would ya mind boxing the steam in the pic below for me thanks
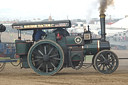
[85,0,114,24]
[99,0,114,14]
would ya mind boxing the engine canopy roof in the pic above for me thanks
[12,20,71,30]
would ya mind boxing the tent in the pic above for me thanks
[111,17,128,28]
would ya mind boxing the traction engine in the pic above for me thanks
[11,14,119,75]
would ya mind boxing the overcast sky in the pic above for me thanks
[0,0,127,20]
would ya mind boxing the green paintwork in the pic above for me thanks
[66,36,83,45]
[84,40,98,55]
[45,33,56,41]
[15,40,32,55]
[21,55,29,68]
[71,52,81,61]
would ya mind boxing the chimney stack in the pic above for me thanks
[100,14,106,41]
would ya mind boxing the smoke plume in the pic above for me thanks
[99,0,114,14]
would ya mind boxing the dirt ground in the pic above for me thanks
[0,50,128,85]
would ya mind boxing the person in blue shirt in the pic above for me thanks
[33,29,46,41]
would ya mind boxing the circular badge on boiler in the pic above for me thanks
[74,36,82,44]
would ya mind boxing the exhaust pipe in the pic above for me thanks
[100,14,106,41]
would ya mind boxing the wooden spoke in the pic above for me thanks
[53,57,61,61]
[50,54,59,58]
[51,62,56,69]
[48,48,54,55]
[100,54,107,61]
[44,46,47,55]
[37,63,43,70]
[46,64,48,73]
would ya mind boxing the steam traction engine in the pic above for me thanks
[12,14,119,75]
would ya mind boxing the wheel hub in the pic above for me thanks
[104,60,109,65]
[43,55,50,62]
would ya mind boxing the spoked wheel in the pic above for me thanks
[10,54,21,67]
[0,62,6,72]
[10,59,21,67]
[94,50,119,74]
[28,40,64,76]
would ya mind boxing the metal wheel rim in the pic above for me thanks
[28,40,64,76]
[94,50,119,74]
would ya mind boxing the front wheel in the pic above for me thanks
[94,50,119,74]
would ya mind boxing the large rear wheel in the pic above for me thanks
[27,40,64,76]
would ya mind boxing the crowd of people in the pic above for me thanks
[111,36,128,42]
[108,30,128,42]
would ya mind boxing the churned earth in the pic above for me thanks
[0,50,128,85]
